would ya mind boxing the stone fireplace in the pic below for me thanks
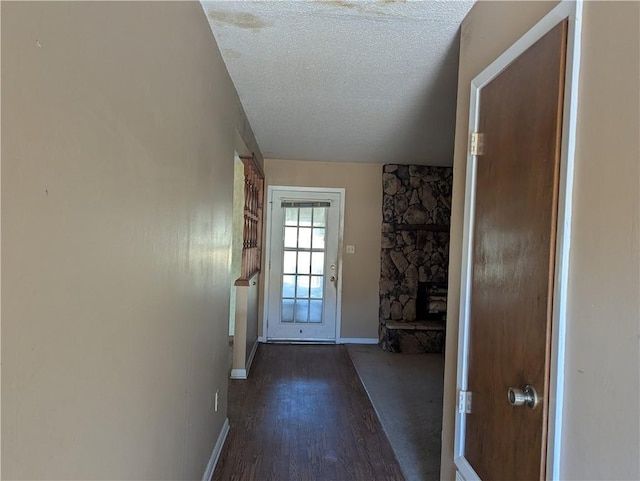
[378,164,452,353]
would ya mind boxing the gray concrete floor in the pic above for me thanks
[347,344,445,481]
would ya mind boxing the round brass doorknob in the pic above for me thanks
[508,385,539,409]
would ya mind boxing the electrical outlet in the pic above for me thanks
[214,389,219,412]
[346,245,355,254]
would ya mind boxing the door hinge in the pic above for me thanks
[469,132,484,156]
[458,390,472,414]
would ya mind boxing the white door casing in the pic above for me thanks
[264,187,344,342]
[454,1,582,480]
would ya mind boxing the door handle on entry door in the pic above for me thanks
[508,385,539,409]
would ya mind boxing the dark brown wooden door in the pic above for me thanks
[465,21,567,481]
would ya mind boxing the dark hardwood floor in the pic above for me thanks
[213,344,405,481]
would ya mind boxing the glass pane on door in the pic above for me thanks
[281,206,326,324]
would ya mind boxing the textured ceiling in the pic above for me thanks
[201,1,474,166]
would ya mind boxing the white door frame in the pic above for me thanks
[262,185,345,343]
[454,1,583,480]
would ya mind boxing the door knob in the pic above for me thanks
[507,385,539,409]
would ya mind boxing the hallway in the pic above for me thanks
[213,344,404,481]
[4,3,638,480]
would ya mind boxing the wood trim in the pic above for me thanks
[235,154,264,284]
[234,271,259,287]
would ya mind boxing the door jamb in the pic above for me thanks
[453,1,583,479]
[262,185,345,343]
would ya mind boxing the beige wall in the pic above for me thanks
[264,159,383,339]
[2,2,262,480]
[442,1,639,479]
[229,156,245,336]
[245,279,260,364]
[231,274,259,375]
[562,3,639,477]
[231,278,259,374]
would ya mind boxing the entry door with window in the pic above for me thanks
[266,188,343,341]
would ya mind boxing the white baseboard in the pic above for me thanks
[258,336,378,345]
[245,339,259,376]
[339,337,379,344]
[229,340,260,380]
[202,417,230,481]
[230,368,247,380]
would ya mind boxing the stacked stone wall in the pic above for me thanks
[378,164,452,351]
